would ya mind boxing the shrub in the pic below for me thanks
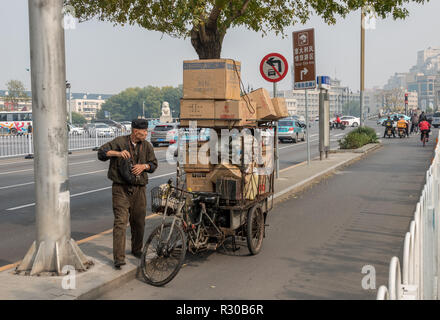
[339,126,378,149]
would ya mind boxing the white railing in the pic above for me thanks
[0,129,132,159]
[377,139,440,300]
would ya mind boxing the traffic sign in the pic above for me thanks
[292,28,316,90]
[260,53,289,83]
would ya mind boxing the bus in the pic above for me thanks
[0,111,33,135]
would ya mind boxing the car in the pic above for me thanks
[377,114,411,126]
[86,123,115,137]
[150,122,179,147]
[68,123,85,135]
[120,121,132,131]
[277,119,305,143]
[340,116,360,127]
[93,119,124,131]
[429,112,440,127]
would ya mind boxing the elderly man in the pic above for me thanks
[98,119,158,269]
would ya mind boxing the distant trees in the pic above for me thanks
[342,101,361,117]
[97,85,182,121]
[72,112,87,125]
[4,80,29,110]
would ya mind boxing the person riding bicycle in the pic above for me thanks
[383,116,395,138]
[419,119,431,142]
[397,116,409,137]
[336,115,341,128]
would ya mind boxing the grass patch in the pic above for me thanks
[339,126,379,149]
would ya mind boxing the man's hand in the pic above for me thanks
[131,164,146,176]
[119,150,131,159]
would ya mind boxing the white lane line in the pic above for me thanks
[0,160,96,175]
[5,171,176,211]
[0,169,108,191]
[279,139,318,150]
[334,133,345,137]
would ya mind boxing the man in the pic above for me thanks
[336,115,341,128]
[383,116,395,138]
[98,119,158,269]
[410,113,419,134]
[419,118,431,142]
[397,116,409,137]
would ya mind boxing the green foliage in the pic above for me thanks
[66,0,429,57]
[4,80,28,108]
[97,85,182,122]
[339,126,378,149]
[72,112,87,125]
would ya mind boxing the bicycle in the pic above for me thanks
[140,179,224,286]
[421,130,429,147]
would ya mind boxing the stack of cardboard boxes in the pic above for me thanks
[180,58,289,194]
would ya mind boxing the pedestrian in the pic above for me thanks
[97,119,158,269]
[410,113,418,134]
[419,111,427,123]
[27,123,32,135]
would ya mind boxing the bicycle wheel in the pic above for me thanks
[246,205,265,255]
[140,222,186,286]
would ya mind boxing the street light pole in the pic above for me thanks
[360,7,366,126]
[66,81,71,124]
[17,0,91,276]
[142,101,145,119]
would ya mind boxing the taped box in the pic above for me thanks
[186,172,214,192]
[214,99,257,127]
[180,99,215,127]
[183,141,213,172]
[245,88,278,120]
[272,97,289,119]
[183,59,241,100]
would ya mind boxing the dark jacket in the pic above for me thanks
[97,135,158,186]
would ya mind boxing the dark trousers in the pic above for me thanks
[383,127,395,138]
[112,183,147,263]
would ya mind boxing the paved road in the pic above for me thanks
[0,122,368,267]
[100,127,438,299]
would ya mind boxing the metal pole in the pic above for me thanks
[68,85,72,124]
[305,89,310,165]
[17,0,91,276]
[274,82,279,179]
[143,101,145,119]
[360,7,365,126]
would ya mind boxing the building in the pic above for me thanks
[70,95,106,121]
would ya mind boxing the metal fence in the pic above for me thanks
[0,129,134,159]
[377,139,440,300]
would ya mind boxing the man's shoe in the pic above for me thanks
[132,251,142,259]
[114,261,126,269]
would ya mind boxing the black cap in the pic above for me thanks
[132,119,148,129]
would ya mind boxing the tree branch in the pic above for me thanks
[207,5,222,29]
[223,0,251,31]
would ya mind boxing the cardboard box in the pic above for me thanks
[272,97,289,119]
[186,172,214,192]
[208,163,241,184]
[183,141,213,172]
[183,59,241,100]
[214,99,257,127]
[180,99,215,127]
[246,88,277,120]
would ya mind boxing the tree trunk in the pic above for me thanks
[190,25,224,59]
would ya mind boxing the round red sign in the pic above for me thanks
[260,53,289,83]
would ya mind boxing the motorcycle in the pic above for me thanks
[398,127,406,138]
[385,126,394,138]
[330,121,346,130]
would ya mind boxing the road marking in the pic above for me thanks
[4,171,176,211]
[0,160,97,175]
[279,139,318,150]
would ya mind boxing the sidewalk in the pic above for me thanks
[0,143,381,300]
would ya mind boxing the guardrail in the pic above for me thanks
[0,129,133,159]
[377,139,440,300]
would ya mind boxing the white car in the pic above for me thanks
[120,121,132,131]
[68,123,85,135]
[340,116,360,127]
[87,123,115,137]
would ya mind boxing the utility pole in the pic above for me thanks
[142,101,145,119]
[17,0,91,276]
[360,7,366,126]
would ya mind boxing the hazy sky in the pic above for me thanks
[1,1,440,94]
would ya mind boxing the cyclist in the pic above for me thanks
[419,118,431,143]
[397,116,409,137]
[383,116,395,138]
[336,115,341,128]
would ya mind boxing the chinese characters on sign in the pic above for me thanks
[292,29,316,90]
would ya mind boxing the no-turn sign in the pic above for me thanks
[260,53,288,83]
